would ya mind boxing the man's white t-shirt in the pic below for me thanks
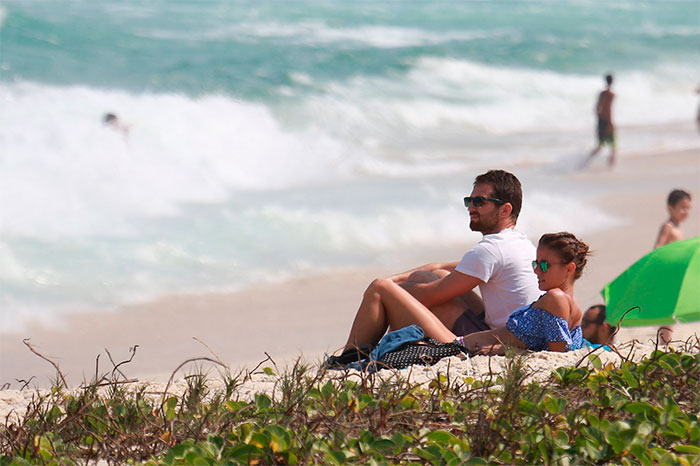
[455,228,540,329]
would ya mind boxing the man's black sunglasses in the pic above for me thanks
[464,196,506,208]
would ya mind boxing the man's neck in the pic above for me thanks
[482,222,516,235]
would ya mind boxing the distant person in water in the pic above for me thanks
[654,189,692,345]
[103,112,130,135]
[584,74,616,167]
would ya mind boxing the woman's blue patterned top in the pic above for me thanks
[506,302,582,351]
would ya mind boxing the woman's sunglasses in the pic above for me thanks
[531,259,566,273]
[463,196,506,208]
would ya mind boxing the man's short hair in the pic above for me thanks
[583,304,607,325]
[605,74,613,86]
[474,170,523,221]
[667,189,691,207]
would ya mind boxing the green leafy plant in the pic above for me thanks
[1,337,699,465]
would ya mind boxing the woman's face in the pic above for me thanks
[533,245,572,291]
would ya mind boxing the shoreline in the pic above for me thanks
[1,147,698,388]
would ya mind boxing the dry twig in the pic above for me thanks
[22,339,67,389]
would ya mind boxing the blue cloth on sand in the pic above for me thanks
[369,324,424,362]
[506,303,582,351]
[343,325,425,372]
[582,338,612,351]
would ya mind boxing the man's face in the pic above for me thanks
[468,183,502,234]
[582,307,604,342]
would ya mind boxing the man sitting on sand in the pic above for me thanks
[342,170,541,354]
[336,231,589,359]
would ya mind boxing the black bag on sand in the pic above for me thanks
[324,344,375,368]
[375,337,466,370]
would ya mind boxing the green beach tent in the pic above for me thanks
[602,236,700,327]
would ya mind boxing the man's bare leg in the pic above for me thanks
[343,278,457,351]
[342,279,390,352]
[582,145,602,168]
[400,270,484,332]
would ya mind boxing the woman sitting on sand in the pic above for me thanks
[339,232,588,356]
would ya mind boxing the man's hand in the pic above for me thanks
[473,343,505,356]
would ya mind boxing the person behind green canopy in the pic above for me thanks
[581,304,616,346]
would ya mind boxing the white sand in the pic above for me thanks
[1,148,698,419]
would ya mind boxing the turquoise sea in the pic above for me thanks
[1,1,698,329]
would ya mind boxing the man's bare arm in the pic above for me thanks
[388,261,459,284]
[402,270,483,309]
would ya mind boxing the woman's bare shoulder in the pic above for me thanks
[535,289,570,319]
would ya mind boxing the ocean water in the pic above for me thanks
[1,0,699,330]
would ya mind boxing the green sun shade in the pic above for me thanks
[602,237,700,327]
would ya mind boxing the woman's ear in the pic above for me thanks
[566,262,576,276]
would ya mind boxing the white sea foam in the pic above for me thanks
[278,23,505,48]
[284,57,698,175]
[3,67,695,239]
[639,23,700,39]
[0,82,347,237]
[314,57,698,134]
[519,191,624,241]
[148,21,510,48]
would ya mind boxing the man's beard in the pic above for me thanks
[470,213,499,234]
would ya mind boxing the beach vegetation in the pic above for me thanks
[1,339,698,465]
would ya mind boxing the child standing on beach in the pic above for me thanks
[654,190,692,248]
[654,189,692,344]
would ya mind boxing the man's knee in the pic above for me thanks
[458,290,484,315]
[405,270,444,284]
[366,277,393,296]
